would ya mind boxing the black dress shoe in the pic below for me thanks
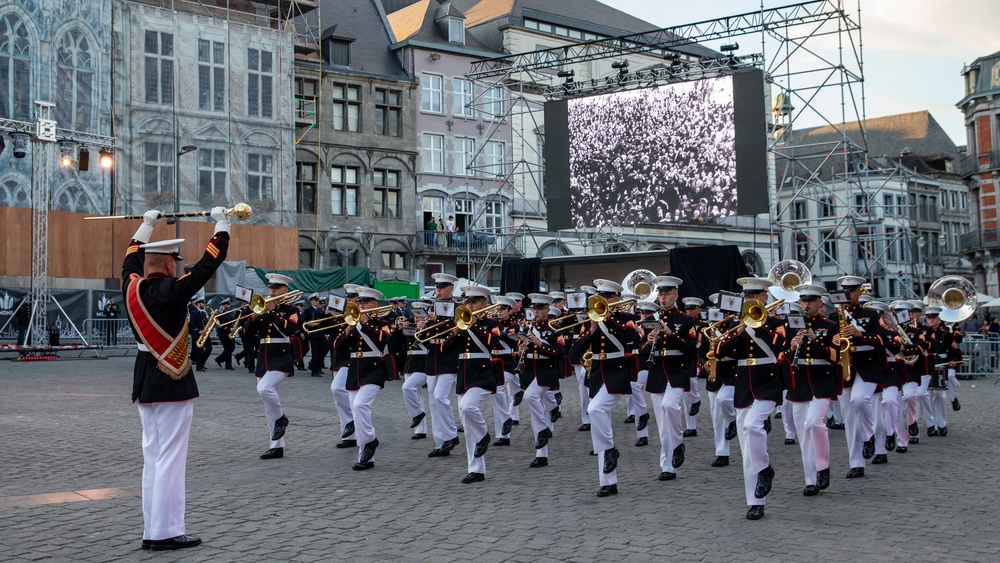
[411,433,427,440]
[910,436,919,444]
[589,450,597,456]
[725,420,738,441]
[597,484,618,497]
[360,438,379,463]
[534,428,552,450]
[784,438,796,445]
[462,472,485,484]
[817,468,830,490]
[493,438,510,446]
[427,448,450,457]
[624,414,635,424]
[259,448,283,460]
[826,417,835,428]
[474,434,491,458]
[502,418,513,436]
[271,415,289,441]
[845,467,865,479]
[908,422,920,437]
[513,391,524,406]
[410,412,426,429]
[550,408,561,423]
[141,539,151,550]
[711,456,730,467]
[235,354,243,366]
[637,413,650,431]
[754,465,774,499]
[529,456,549,468]
[579,423,591,432]
[885,433,897,451]
[603,448,619,474]
[927,426,939,436]
[215,358,224,367]
[635,437,648,447]
[862,435,875,459]
[746,506,765,520]
[872,454,888,465]
[952,397,961,411]
[802,485,819,496]
[149,534,202,551]
[511,420,520,425]
[342,421,355,439]
[554,392,563,406]
[763,416,772,434]
[196,367,207,372]
[672,443,685,468]
[335,440,357,449]
[352,461,375,471]
[689,401,701,416]
[895,446,908,454]
[774,411,782,419]
[829,422,845,430]
[683,429,697,438]
[938,426,948,437]
[296,362,305,370]
[442,436,460,452]
[457,425,464,433]
[658,471,676,481]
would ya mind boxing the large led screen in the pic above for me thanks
[544,69,768,230]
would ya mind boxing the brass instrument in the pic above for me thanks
[717,299,785,340]
[301,313,345,334]
[620,269,657,299]
[85,202,253,221]
[926,275,977,324]
[767,259,811,301]
[455,303,502,330]
[582,350,594,381]
[552,295,637,333]
[701,314,735,382]
[196,306,222,348]
[837,305,852,381]
[878,307,919,365]
[217,290,304,330]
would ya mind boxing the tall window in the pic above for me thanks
[295,78,317,126]
[55,29,94,130]
[144,31,174,105]
[483,200,504,232]
[246,153,274,200]
[484,86,504,119]
[198,40,225,112]
[382,252,406,270]
[373,169,400,219]
[794,233,810,263]
[375,88,401,136]
[143,141,174,194]
[448,18,465,44]
[248,48,273,118]
[821,230,837,264]
[323,38,351,66]
[0,14,30,120]
[421,74,442,113]
[819,195,835,218]
[886,226,898,261]
[332,83,361,132]
[454,137,475,176]
[198,148,227,200]
[453,79,474,117]
[883,194,895,217]
[296,161,317,214]
[791,200,807,221]
[421,134,444,173]
[331,165,359,216]
[484,141,505,177]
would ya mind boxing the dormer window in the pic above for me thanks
[323,38,353,66]
[448,17,465,44]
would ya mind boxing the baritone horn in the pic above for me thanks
[621,269,657,299]
[926,275,977,324]
[767,260,812,301]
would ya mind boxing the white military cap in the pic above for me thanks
[709,293,720,306]
[858,294,873,303]
[357,287,384,301]
[495,296,517,308]
[431,273,459,285]
[621,292,639,301]
[528,293,554,306]
[505,292,525,300]
[140,238,184,260]
[738,277,772,292]
[308,292,320,300]
[890,300,909,310]
[190,295,205,303]
[821,295,832,307]
[420,292,435,303]
[220,298,231,305]
[787,303,803,314]
[795,284,827,299]
[837,275,866,288]
[593,279,624,293]
[548,306,562,317]
[580,285,598,296]
[464,285,492,299]
[343,284,361,296]
[908,300,924,311]
[266,273,293,287]
[655,276,683,290]
[550,291,566,301]
[410,301,429,310]
[637,301,661,313]
[682,297,704,308]
[924,306,942,315]
[864,300,889,313]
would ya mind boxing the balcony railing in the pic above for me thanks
[414,230,524,257]
[955,151,1000,177]
[959,229,1000,251]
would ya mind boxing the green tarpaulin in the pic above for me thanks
[373,280,421,300]
[252,267,371,293]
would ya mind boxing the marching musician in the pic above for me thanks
[681,296,705,438]
[571,286,597,433]
[122,206,230,551]
[424,273,462,457]
[441,285,501,483]
[705,293,738,468]
[620,291,649,446]
[401,297,432,440]
[923,307,961,436]
[246,273,299,460]
[893,300,927,453]
[909,300,931,443]
[387,297,412,381]
[785,285,839,496]
[777,302,801,446]
[864,300,903,466]
[489,296,519,447]
[303,293,328,377]
[505,292,527,417]
[518,293,567,468]
[715,277,785,520]
[189,296,211,372]
[575,279,641,497]
[330,285,361,449]
[332,287,390,471]
[213,298,236,370]
[234,297,258,372]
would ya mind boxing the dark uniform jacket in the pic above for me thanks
[442,319,499,394]
[248,302,300,377]
[643,307,699,393]
[828,304,892,387]
[716,316,786,408]
[898,323,928,384]
[785,315,841,401]
[927,324,960,388]
[518,320,567,390]
[122,232,228,403]
[573,313,640,398]
[424,302,459,376]
[706,317,737,392]
[216,307,238,343]
[403,330,428,375]
[335,319,390,390]
[494,317,521,373]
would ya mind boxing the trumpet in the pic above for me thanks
[85,202,254,221]
[717,299,785,340]
[455,303,502,330]
[552,296,637,333]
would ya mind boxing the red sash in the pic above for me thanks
[125,278,191,380]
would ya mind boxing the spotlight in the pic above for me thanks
[557,69,575,83]
[99,147,114,168]
[721,42,739,52]
[12,132,29,159]
[59,141,78,168]
[611,60,629,70]
[663,52,681,61]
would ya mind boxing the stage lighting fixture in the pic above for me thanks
[721,42,739,52]
[557,69,575,83]
[59,141,78,168]
[611,60,629,70]
[11,132,29,158]
[663,52,681,61]
[99,147,114,168]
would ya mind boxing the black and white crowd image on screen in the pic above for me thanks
[567,76,737,228]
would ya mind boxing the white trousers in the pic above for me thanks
[588,385,622,486]
[874,386,899,455]
[849,376,878,445]
[459,387,492,474]
[138,400,193,541]
[428,373,458,448]
[525,380,554,457]
[257,370,288,448]
[492,372,514,438]
[402,371,428,435]
[791,399,830,486]
[897,382,919,448]
[929,389,949,428]
[828,400,843,424]
[919,375,934,428]
[709,385,736,456]
[631,370,649,439]
[575,364,590,424]
[947,369,960,401]
[737,400,775,506]
[838,390,863,469]
[331,367,354,438]
[349,384,380,462]
[658,386,685,472]
[781,390,797,440]
[506,372,521,422]
[683,377,700,430]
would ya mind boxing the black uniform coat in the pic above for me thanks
[828,304,891,386]
[573,313,641,398]
[494,318,521,373]
[403,332,428,374]
[122,232,228,403]
[335,319,390,390]
[424,305,459,376]
[785,315,840,401]
[926,324,960,388]
[442,319,499,394]
[518,320,567,390]
[900,323,929,384]
[706,318,737,392]
[642,306,698,393]
[248,303,300,377]
[716,317,786,409]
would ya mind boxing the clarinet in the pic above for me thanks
[512,325,530,375]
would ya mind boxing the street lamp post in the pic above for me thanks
[175,145,197,239]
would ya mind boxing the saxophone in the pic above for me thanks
[837,305,852,381]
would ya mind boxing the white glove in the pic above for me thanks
[133,209,163,243]
[211,206,231,234]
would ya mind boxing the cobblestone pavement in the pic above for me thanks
[2,356,1000,562]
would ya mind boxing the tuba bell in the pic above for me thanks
[926,275,977,324]
[621,269,657,300]
[767,260,811,301]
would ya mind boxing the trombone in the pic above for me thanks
[304,303,393,333]
[552,295,637,333]
[414,304,500,342]
[717,299,786,340]
[217,290,304,330]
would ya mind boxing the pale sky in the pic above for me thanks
[601,0,1000,147]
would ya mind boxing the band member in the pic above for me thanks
[387,297,411,381]
[715,277,785,520]
[864,300,902,466]
[571,286,597,432]
[924,307,961,436]
[490,296,519,446]
[575,279,641,497]
[333,287,390,470]
[785,285,839,496]
[909,300,930,443]
[620,292,649,445]
[401,298,431,439]
[705,293,738,468]
[779,302,801,446]
[518,293,567,468]
[331,285,361,448]
[246,273,299,460]
[441,285,501,483]
[893,300,927,453]
[214,298,236,370]
[681,296,704,436]
[234,298,258,372]
[303,293,328,377]
[189,296,211,371]
[424,273,462,457]
[123,206,230,550]
[505,291,527,421]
